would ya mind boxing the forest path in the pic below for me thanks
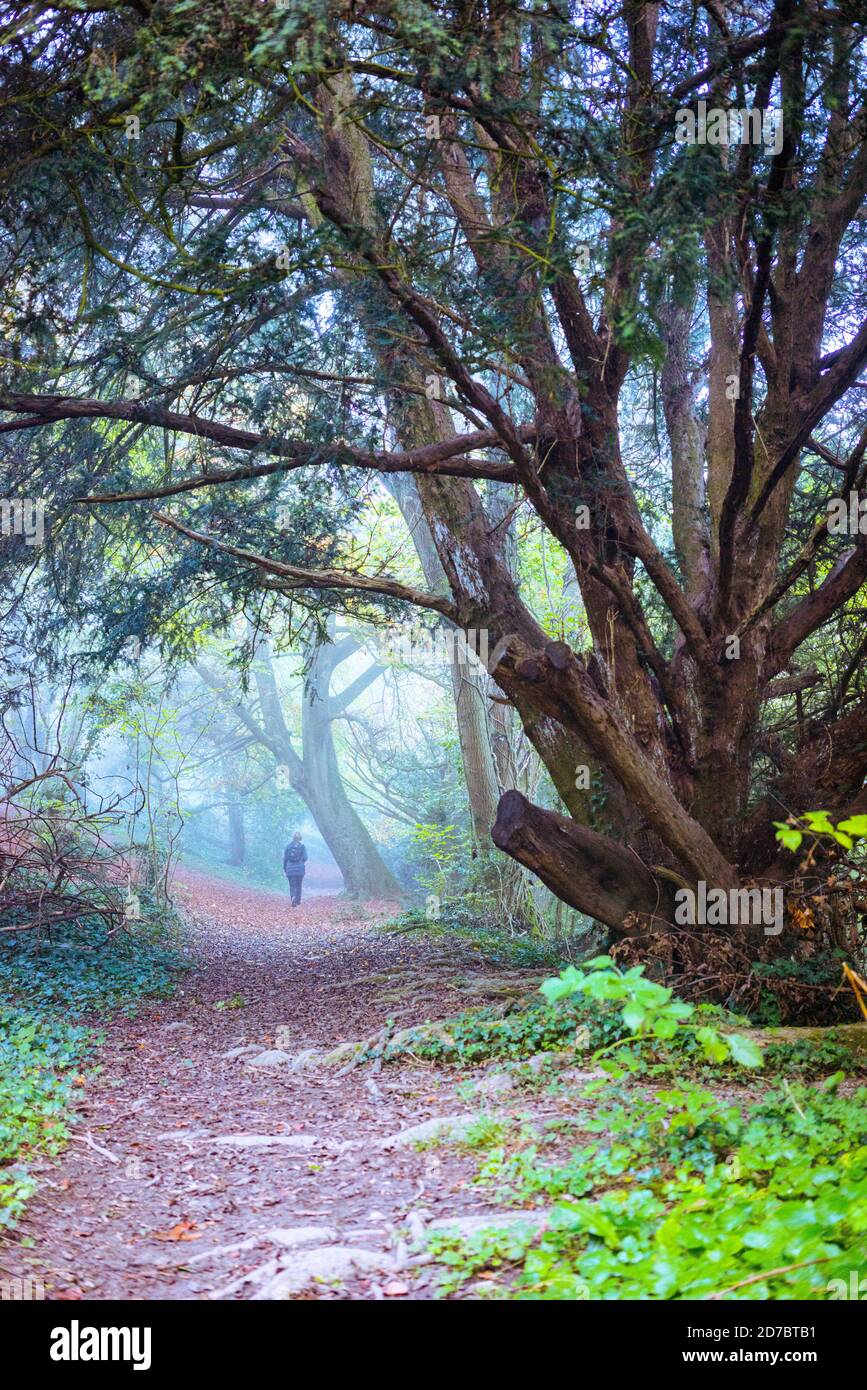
[3,869,553,1300]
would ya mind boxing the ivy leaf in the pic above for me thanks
[622,1003,646,1032]
[837,815,867,837]
[726,1033,764,1069]
[773,822,803,852]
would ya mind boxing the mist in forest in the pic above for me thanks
[3,617,569,930]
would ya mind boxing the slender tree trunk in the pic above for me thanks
[300,639,403,900]
[385,472,501,850]
[220,758,246,867]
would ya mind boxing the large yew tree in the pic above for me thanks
[2,0,866,938]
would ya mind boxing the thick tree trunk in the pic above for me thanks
[33,23,867,968]
[492,790,678,930]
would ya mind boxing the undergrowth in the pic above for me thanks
[0,918,185,1017]
[433,1078,867,1300]
[0,1009,88,1228]
[0,914,189,1229]
[381,904,583,968]
[375,983,865,1080]
[424,958,867,1299]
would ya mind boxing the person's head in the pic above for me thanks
[293,831,302,842]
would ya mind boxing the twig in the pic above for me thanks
[708,1256,833,1300]
[77,1131,121,1164]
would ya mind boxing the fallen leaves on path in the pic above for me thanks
[152,1221,203,1243]
[0,865,561,1301]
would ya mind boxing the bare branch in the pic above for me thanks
[153,512,459,619]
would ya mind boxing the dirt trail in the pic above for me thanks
[1,868,552,1300]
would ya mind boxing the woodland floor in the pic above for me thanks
[0,867,583,1301]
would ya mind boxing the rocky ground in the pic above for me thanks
[0,868,581,1301]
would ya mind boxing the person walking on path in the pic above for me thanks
[283,831,308,906]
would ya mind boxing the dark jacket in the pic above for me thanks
[283,841,308,877]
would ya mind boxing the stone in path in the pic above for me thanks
[213,1133,319,1150]
[244,1049,293,1068]
[427,1210,550,1236]
[252,1246,397,1300]
[378,1114,477,1149]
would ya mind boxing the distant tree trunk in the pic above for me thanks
[385,472,537,926]
[199,638,402,900]
[221,759,246,867]
[299,637,403,900]
[385,472,501,850]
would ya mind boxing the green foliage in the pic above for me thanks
[417,1116,508,1153]
[0,1007,88,1228]
[0,917,188,1228]
[432,1079,867,1299]
[382,904,579,968]
[376,957,771,1074]
[409,822,468,900]
[541,958,764,1070]
[426,962,867,1298]
[476,1085,743,1207]
[377,951,863,1088]
[764,1035,867,1077]
[0,923,186,1017]
[773,810,867,855]
[378,996,628,1066]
